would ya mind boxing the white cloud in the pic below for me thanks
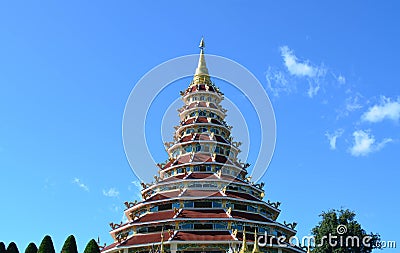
[280,46,319,77]
[265,67,292,97]
[349,130,392,156]
[279,46,327,98]
[337,74,346,85]
[72,178,89,191]
[325,129,344,150]
[361,97,400,123]
[103,187,120,198]
[346,94,363,112]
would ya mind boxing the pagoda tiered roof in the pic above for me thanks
[102,39,304,253]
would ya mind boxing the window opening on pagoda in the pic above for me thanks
[195,144,201,152]
[206,165,212,171]
[214,223,228,230]
[234,203,247,211]
[186,128,195,134]
[211,127,219,134]
[180,223,193,230]
[184,145,193,153]
[212,201,222,208]
[184,201,194,208]
[247,205,257,213]
[199,110,207,116]
[158,203,173,211]
[194,166,200,171]
[198,127,207,133]
[200,96,205,101]
[185,166,191,172]
[194,201,212,208]
[194,223,213,230]
[177,167,183,174]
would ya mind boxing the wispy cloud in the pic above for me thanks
[325,129,344,150]
[336,93,365,119]
[103,187,120,198]
[280,46,327,98]
[280,46,323,78]
[129,180,143,200]
[361,96,400,123]
[348,130,392,156]
[72,178,89,191]
[337,74,346,85]
[265,67,292,97]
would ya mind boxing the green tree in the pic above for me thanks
[37,236,55,253]
[0,242,6,253]
[312,209,380,253]
[6,242,19,253]
[83,240,99,253]
[61,236,78,253]
[24,243,38,253]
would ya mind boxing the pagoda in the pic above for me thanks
[102,39,305,253]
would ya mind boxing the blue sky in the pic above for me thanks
[1,1,399,252]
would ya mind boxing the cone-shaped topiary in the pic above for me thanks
[83,240,99,253]
[0,242,6,253]
[61,236,77,253]
[7,242,19,253]
[38,236,55,253]
[24,243,38,253]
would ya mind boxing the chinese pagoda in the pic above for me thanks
[102,39,305,253]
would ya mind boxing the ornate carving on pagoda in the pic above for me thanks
[232,228,238,237]
[109,221,123,230]
[157,162,165,169]
[115,230,129,243]
[254,182,265,190]
[267,200,281,209]
[226,206,232,216]
[154,175,160,183]
[164,141,174,149]
[232,141,242,148]
[284,221,298,230]
[124,200,137,210]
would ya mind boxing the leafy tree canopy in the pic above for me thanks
[312,208,380,253]
[61,235,78,253]
[24,243,38,253]
[38,236,55,253]
[83,240,99,253]
[6,242,19,253]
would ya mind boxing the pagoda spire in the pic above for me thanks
[252,229,261,253]
[239,228,248,253]
[193,37,211,85]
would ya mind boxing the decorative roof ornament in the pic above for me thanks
[193,37,211,84]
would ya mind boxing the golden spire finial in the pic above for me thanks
[199,37,205,50]
[239,227,248,253]
[194,37,209,77]
[160,228,165,253]
[252,229,261,253]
